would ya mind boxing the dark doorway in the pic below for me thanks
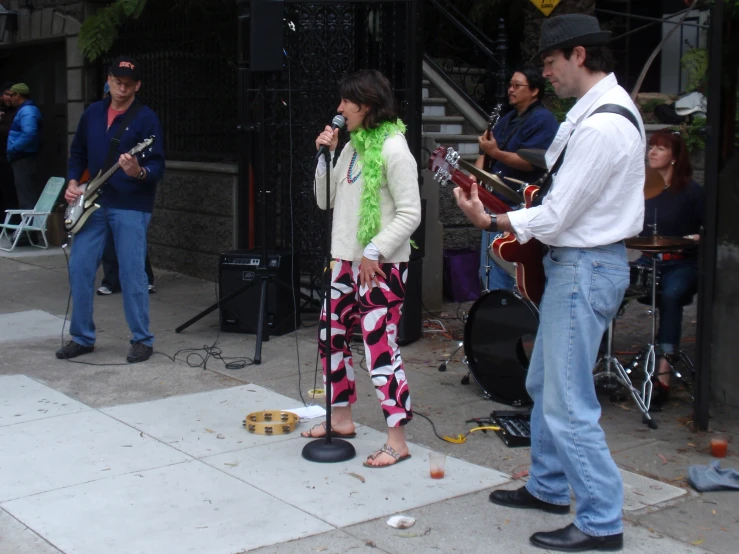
[0,41,68,187]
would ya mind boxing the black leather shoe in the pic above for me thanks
[530,523,623,552]
[127,342,153,363]
[56,341,94,359]
[489,486,570,514]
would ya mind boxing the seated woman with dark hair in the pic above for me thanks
[640,129,703,407]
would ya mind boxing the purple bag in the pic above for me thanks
[443,248,481,302]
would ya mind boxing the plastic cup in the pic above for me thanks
[429,452,446,479]
[710,436,728,458]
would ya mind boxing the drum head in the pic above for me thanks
[464,289,538,406]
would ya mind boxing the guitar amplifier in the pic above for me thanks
[218,250,299,336]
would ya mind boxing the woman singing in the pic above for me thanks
[642,129,703,408]
[301,69,422,468]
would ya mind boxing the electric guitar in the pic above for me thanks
[429,146,545,306]
[64,136,155,234]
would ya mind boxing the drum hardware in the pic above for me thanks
[438,341,465,372]
[593,319,658,429]
[516,148,548,170]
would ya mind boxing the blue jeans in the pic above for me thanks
[479,230,515,291]
[525,243,629,537]
[68,207,153,347]
[635,257,698,355]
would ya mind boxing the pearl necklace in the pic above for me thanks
[347,151,362,183]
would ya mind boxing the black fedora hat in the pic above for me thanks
[534,14,611,59]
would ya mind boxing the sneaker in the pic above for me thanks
[127,342,153,363]
[97,286,114,295]
[148,284,156,294]
[56,341,94,359]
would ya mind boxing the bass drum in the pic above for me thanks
[464,289,538,406]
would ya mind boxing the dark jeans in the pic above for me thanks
[637,256,698,354]
[11,155,40,210]
[101,232,154,291]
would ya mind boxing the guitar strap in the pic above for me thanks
[101,100,144,173]
[531,103,641,207]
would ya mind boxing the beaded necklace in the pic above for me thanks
[346,151,362,183]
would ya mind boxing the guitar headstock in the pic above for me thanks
[428,146,462,187]
[130,136,156,156]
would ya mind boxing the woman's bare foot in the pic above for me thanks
[300,406,355,438]
[364,426,410,467]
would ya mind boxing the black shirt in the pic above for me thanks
[641,180,704,239]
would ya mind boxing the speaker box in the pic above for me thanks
[238,0,284,72]
[218,250,298,336]
[398,257,423,345]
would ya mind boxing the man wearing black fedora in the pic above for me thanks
[455,14,646,552]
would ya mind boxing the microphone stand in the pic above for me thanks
[302,145,356,463]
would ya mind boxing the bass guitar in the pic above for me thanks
[64,136,155,234]
[429,146,545,306]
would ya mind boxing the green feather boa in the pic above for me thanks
[350,118,406,247]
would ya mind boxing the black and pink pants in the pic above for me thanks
[319,259,413,427]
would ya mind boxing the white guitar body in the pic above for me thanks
[63,136,155,235]
[64,180,102,235]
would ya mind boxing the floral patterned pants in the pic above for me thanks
[318,259,413,427]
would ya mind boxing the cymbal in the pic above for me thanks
[458,160,524,204]
[517,148,548,170]
[625,235,698,253]
[644,167,664,200]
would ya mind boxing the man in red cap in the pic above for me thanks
[59,56,165,364]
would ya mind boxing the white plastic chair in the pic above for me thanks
[0,177,65,251]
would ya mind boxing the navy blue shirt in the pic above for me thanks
[68,98,165,213]
[641,181,704,246]
[487,101,559,186]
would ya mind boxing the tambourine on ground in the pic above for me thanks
[243,410,300,435]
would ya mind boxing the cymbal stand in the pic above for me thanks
[593,317,658,429]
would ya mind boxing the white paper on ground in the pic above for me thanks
[284,405,326,421]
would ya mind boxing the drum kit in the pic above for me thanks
[443,150,698,427]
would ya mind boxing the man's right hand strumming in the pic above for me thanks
[315,125,339,152]
[64,180,82,204]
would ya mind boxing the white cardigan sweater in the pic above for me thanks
[314,133,422,263]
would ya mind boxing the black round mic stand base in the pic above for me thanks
[302,437,356,463]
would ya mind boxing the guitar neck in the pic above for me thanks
[99,161,123,184]
[449,170,513,215]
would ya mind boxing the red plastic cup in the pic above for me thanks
[710,437,728,458]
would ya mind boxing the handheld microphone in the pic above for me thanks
[315,115,346,161]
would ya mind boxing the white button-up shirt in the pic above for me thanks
[508,73,645,247]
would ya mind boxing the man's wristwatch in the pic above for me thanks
[486,213,498,232]
[137,168,147,180]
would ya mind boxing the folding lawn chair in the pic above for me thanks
[0,177,66,252]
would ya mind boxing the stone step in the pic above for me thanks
[422,115,465,124]
[423,133,479,143]
[423,97,448,105]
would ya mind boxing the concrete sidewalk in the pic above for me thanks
[1,247,737,553]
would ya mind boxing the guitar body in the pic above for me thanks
[64,172,102,234]
[62,136,156,235]
[491,183,545,305]
[429,146,545,306]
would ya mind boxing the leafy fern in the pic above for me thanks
[79,0,148,61]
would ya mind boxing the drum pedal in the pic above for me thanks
[490,410,532,448]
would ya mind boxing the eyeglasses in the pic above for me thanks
[508,83,529,90]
